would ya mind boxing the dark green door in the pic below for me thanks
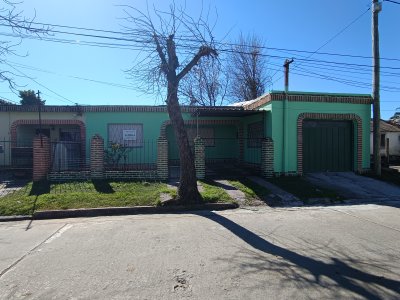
[303,120,353,173]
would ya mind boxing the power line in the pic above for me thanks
[15,20,400,62]
[6,28,400,73]
[271,7,371,83]
[8,61,138,91]
[2,15,400,72]
[384,0,400,5]
[4,62,77,105]
[2,13,400,64]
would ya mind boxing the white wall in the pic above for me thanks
[370,132,400,156]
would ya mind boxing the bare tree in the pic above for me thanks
[228,33,270,102]
[181,56,228,106]
[122,4,217,203]
[389,108,400,127]
[0,1,48,89]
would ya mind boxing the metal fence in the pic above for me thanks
[104,140,157,171]
[50,141,86,172]
[0,139,34,170]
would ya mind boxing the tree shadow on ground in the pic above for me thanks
[196,211,400,299]
[92,180,115,194]
[29,180,50,196]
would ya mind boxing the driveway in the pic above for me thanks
[0,205,399,299]
[0,172,29,198]
[306,172,400,200]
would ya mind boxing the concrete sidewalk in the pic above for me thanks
[307,172,400,200]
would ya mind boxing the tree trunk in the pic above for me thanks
[167,82,202,204]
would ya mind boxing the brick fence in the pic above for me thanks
[194,137,205,179]
[33,134,51,182]
[90,134,104,179]
[261,138,274,178]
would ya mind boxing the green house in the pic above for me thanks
[0,90,372,180]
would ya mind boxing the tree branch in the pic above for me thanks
[177,46,217,82]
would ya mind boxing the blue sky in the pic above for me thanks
[0,0,399,119]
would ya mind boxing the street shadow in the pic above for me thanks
[196,211,400,299]
[26,196,39,231]
[92,180,115,194]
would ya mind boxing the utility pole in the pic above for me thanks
[282,58,294,174]
[284,59,294,93]
[372,0,382,176]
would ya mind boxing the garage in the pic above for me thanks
[303,120,353,173]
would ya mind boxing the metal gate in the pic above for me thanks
[303,120,353,172]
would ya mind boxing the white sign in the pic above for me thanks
[123,129,136,141]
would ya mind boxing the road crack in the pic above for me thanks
[0,223,71,278]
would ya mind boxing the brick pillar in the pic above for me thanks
[33,134,51,182]
[194,137,205,179]
[157,137,168,181]
[261,137,274,178]
[238,126,244,164]
[90,134,104,179]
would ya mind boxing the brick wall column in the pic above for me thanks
[33,134,51,182]
[194,137,205,179]
[90,134,104,179]
[261,137,274,178]
[157,137,168,181]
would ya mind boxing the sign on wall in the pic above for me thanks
[123,129,137,141]
[108,124,143,147]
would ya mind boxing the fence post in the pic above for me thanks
[90,134,104,180]
[194,136,205,180]
[262,137,274,178]
[33,134,51,182]
[157,137,168,181]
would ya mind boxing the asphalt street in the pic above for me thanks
[0,204,399,299]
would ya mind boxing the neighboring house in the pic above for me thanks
[370,120,400,159]
[0,90,372,179]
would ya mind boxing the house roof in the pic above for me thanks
[370,120,400,133]
[0,90,373,114]
[231,90,373,110]
[0,104,254,114]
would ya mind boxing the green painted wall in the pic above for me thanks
[167,124,239,161]
[84,100,370,173]
[85,112,245,164]
[242,113,264,164]
[261,100,371,173]
[85,111,171,164]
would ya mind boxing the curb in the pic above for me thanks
[0,203,239,222]
[0,215,32,222]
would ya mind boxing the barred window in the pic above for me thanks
[247,121,263,148]
[108,124,143,147]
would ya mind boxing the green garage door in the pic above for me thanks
[303,120,353,173]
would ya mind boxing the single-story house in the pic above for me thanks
[0,91,372,180]
[370,119,400,159]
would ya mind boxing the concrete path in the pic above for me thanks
[0,179,29,198]
[247,176,303,206]
[1,205,399,299]
[307,172,400,200]
[213,180,246,205]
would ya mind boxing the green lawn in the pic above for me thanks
[268,176,343,204]
[0,180,234,216]
[199,180,233,204]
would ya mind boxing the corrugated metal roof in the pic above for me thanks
[370,120,400,132]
